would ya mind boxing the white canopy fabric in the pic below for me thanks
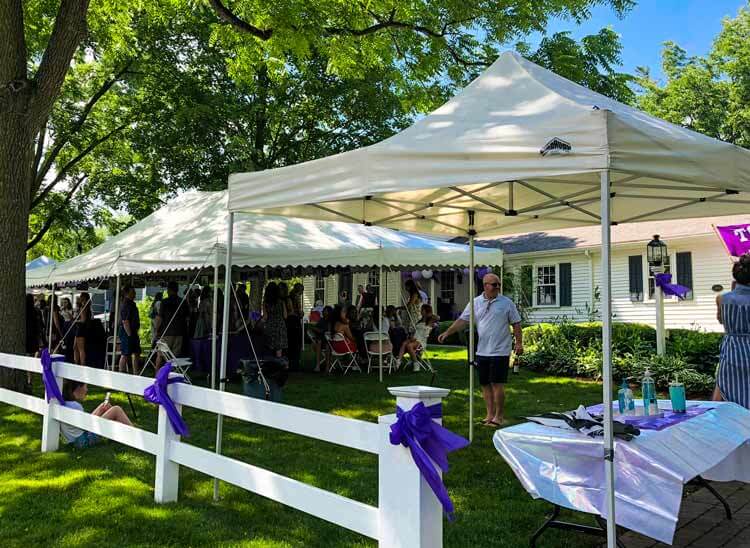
[26,190,500,287]
[227,51,750,236]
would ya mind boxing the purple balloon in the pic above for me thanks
[463,268,469,275]
[411,270,422,280]
[401,271,411,280]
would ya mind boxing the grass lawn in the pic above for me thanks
[0,347,606,547]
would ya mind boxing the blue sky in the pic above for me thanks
[537,0,747,81]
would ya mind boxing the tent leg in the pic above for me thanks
[48,284,55,353]
[211,250,220,390]
[379,263,384,382]
[214,213,234,501]
[112,275,120,371]
[600,170,617,548]
[468,212,476,443]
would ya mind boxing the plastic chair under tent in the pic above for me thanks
[364,331,396,375]
[325,332,361,374]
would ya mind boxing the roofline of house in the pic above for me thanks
[501,231,717,260]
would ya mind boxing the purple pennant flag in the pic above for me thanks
[40,348,65,405]
[389,402,469,520]
[715,224,750,257]
[654,273,691,300]
[143,363,190,437]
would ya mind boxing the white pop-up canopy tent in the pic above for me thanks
[225,51,750,545]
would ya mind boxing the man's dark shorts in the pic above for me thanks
[119,331,141,356]
[475,355,510,385]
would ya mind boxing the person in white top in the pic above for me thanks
[438,273,523,427]
[61,380,134,448]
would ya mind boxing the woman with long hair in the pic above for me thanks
[286,283,304,370]
[263,282,288,358]
[716,254,750,408]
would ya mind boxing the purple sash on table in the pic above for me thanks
[588,403,714,431]
[389,402,469,519]
[40,348,65,405]
[143,363,190,437]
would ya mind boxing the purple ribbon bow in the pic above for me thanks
[40,348,65,405]
[143,363,190,437]
[389,402,469,519]
[654,273,691,300]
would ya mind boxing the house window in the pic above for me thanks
[534,265,558,306]
[367,271,380,291]
[440,271,455,303]
[314,274,326,304]
[647,256,671,300]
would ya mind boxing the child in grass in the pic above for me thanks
[61,380,133,448]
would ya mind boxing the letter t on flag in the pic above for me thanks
[715,224,750,257]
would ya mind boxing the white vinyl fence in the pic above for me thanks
[0,352,449,547]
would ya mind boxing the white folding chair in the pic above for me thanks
[364,331,395,375]
[325,332,360,374]
[412,323,436,375]
[155,339,192,383]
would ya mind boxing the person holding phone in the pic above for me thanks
[61,380,133,448]
[438,272,523,427]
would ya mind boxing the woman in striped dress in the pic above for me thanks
[717,254,750,408]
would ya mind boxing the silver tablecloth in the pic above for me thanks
[493,400,750,544]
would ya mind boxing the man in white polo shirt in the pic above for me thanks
[438,272,523,427]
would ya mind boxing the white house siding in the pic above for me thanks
[590,235,732,332]
[302,276,315,312]
[504,253,594,324]
[504,234,732,332]
[325,274,338,306]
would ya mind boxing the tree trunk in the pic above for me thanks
[0,94,34,390]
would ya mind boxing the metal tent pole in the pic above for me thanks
[214,213,234,501]
[211,248,220,389]
[48,284,55,352]
[112,275,121,371]
[600,170,617,547]
[379,261,384,382]
[468,211,476,443]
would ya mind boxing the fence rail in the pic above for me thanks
[0,352,447,547]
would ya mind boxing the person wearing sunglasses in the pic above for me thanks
[438,272,523,427]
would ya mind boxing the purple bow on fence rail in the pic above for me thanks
[143,363,190,437]
[389,402,469,519]
[654,273,691,300]
[40,348,65,405]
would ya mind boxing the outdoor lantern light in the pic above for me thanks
[647,234,668,270]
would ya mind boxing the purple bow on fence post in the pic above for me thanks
[654,273,691,300]
[40,348,65,405]
[389,402,469,519]
[143,363,190,437]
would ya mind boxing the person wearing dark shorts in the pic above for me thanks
[439,273,523,427]
[118,285,141,374]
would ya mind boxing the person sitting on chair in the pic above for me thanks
[331,305,358,355]
[396,304,439,370]
[61,380,133,448]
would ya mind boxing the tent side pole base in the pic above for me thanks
[214,213,234,501]
[112,275,121,371]
[600,170,617,548]
[211,250,220,390]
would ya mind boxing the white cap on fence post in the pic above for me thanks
[378,385,450,548]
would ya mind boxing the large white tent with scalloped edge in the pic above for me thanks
[224,51,750,546]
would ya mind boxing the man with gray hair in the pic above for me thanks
[438,272,523,427]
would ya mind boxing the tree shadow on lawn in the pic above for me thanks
[0,355,603,547]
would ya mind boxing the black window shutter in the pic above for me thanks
[559,263,572,306]
[676,252,693,299]
[520,265,533,308]
[628,255,643,301]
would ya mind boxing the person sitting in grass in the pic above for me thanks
[61,380,133,448]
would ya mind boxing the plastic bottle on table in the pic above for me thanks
[641,368,656,416]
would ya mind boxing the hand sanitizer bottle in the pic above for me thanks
[641,369,656,416]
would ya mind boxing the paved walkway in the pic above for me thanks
[617,481,750,547]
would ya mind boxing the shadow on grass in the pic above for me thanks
[0,351,602,547]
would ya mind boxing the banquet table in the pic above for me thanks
[493,400,750,545]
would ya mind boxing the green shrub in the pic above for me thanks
[137,298,154,348]
[667,328,721,374]
[625,354,715,395]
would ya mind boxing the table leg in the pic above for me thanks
[689,476,732,520]
[529,505,619,548]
